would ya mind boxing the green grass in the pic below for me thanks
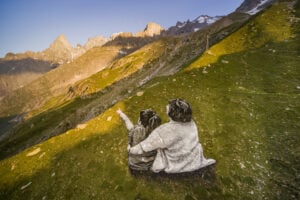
[75,40,168,95]
[0,1,299,199]
[186,2,294,71]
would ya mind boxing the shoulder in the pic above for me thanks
[152,122,173,132]
[150,122,177,139]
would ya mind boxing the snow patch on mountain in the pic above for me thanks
[193,15,222,24]
[246,0,272,15]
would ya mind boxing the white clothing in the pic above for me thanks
[130,120,215,173]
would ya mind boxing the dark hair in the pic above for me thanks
[167,98,192,122]
[139,109,162,134]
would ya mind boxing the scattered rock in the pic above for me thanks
[240,162,246,169]
[11,164,15,171]
[112,100,117,104]
[39,152,46,159]
[26,148,41,157]
[107,116,112,121]
[51,172,56,177]
[207,50,214,55]
[136,91,144,96]
[114,185,120,191]
[119,50,127,55]
[221,59,229,64]
[20,182,32,190]
[173,78,176,82]
[77,124,87,129]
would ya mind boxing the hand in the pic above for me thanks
[116,108,122,115]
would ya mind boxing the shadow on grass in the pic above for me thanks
[0,97,94,160]
[0,115,19,136]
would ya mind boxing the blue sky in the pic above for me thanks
[0,0,244,57]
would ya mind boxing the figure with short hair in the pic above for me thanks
[117,108,161,171]
[129,99,216,173]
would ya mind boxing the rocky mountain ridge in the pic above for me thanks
[0,34,107,98]
[165,15,223,35]
[3,34,107,64]
[0,22,164,98]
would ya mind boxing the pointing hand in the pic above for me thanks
[116,108,122,115]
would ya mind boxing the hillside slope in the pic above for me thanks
[0,58,54,98]
[0,0,299,199]
[0,10,250,158]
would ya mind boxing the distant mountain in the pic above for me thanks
[165,15,222,35]
[164,0,275,36]
[136,22,164,37]
[3,34,107,64]
[0,21,166,99]
[0,34,107,98]
[110,22,164,39]
[84,36,107,50]
[42,34,74,64]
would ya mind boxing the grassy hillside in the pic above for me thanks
[0,46,123,117]
[0,1,299,199]
[0,39,173,159]
[0,9,250,159]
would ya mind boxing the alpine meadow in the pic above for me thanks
[0,0,299,199]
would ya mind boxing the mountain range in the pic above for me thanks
[0,0,299,199]
[0,0,276,153]
[2,0,275,99]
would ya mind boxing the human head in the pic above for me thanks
[167,98,192,122]
[139,109,162,133]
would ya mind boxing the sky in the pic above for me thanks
[0,0,244,57]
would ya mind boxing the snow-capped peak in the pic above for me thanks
[193,15,222,24]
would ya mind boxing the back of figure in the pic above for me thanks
[128,125,157,171]
[117,109,161,171]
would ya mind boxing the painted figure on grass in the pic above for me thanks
[129,98,216,173]
[117,109,161,171]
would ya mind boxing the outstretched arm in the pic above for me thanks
[116,109,134,131]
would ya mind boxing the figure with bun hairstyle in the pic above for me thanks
[117,108,161,171]
[129,99,216,173]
